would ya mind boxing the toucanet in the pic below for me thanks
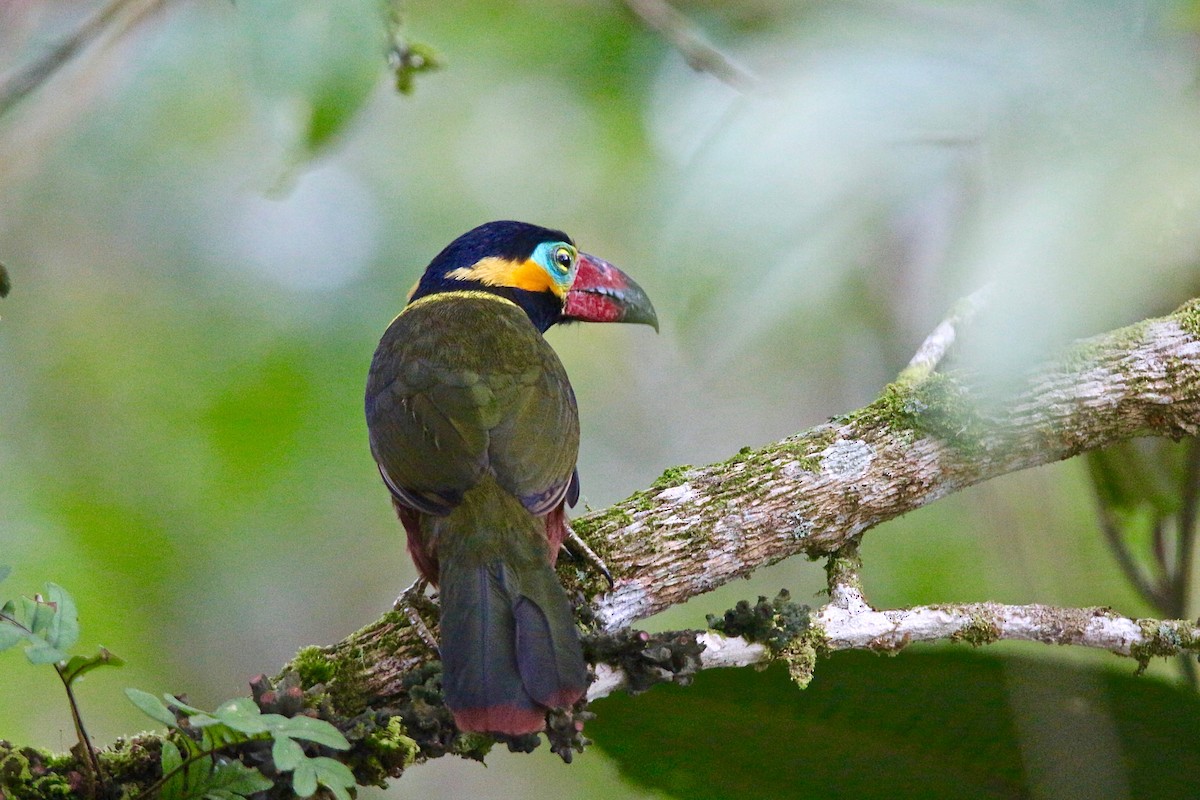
[365,221,657,735]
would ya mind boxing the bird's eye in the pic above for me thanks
[552,246,575,273]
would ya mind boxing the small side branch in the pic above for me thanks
[588,601,1200,701]
[622,0,756,90]
[1093,489,1170,610]
[590,631,767,700]
[898,283,991,383]
[820,601,1154,657]
[0,0,162,119]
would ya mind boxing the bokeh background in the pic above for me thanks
[3,1,1200,797]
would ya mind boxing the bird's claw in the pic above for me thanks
[394,577,441,655]
[562,525,614,590]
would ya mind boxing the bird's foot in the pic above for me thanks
[562,525,614,590]
[394,578,440,655]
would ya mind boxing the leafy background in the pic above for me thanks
[2,1,1200,797]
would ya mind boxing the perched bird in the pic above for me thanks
[365,221,657,735]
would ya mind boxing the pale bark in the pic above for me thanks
[590,590,1200,701]
[583,301,1200,630]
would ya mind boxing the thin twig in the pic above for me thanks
[1173,439,1200,687]
[1153,517,1171,590]
[0,0,158,119]
[0,611,29,631]
[1174,439,1200,618]
[130,742,240,800]
[1093,498,1170,611]
[898,283,992,383]
[622,0,756,91]
[55,664,104,795]
[1178,641,1199,689]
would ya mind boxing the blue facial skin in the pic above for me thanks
[530,240,580,294]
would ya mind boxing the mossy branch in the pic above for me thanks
[590,592,1200,700]
[6,298,1200,797]
[584,297,1200,630]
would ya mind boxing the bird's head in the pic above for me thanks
[409,220,658,333]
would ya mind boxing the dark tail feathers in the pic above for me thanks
[438,559,588,735]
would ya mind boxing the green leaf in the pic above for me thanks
[23,595,54,635]
[17,591,69,663]
[0,622,25,651]
[291,759,317,798]
[591,651,1200,800]
[126,688,180,728]
[310,756,355,800]
[212,697,269,735]
[204,760,274,796]
[272,735,305,772]
[61,647,124,684]
[158,748,273,800]
[389,40,441,95]
[198,723,245,752]
[23,640,68,665]
[176,734,205,760]
[187,713,221,728]
[257,712,288,729]
[160,739,185,800]
[166,695,207,716]
[274,715,350,750]
[240,0,387,155]
[62,655,93,681]
[43,583,79,652]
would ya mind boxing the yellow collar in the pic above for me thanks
[398,289,521,317]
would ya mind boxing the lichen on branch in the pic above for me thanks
[581,299,1200,630]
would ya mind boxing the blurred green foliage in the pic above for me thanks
[240,0,387,155]
[2,1,1200,798]
[592,651,1200,800]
